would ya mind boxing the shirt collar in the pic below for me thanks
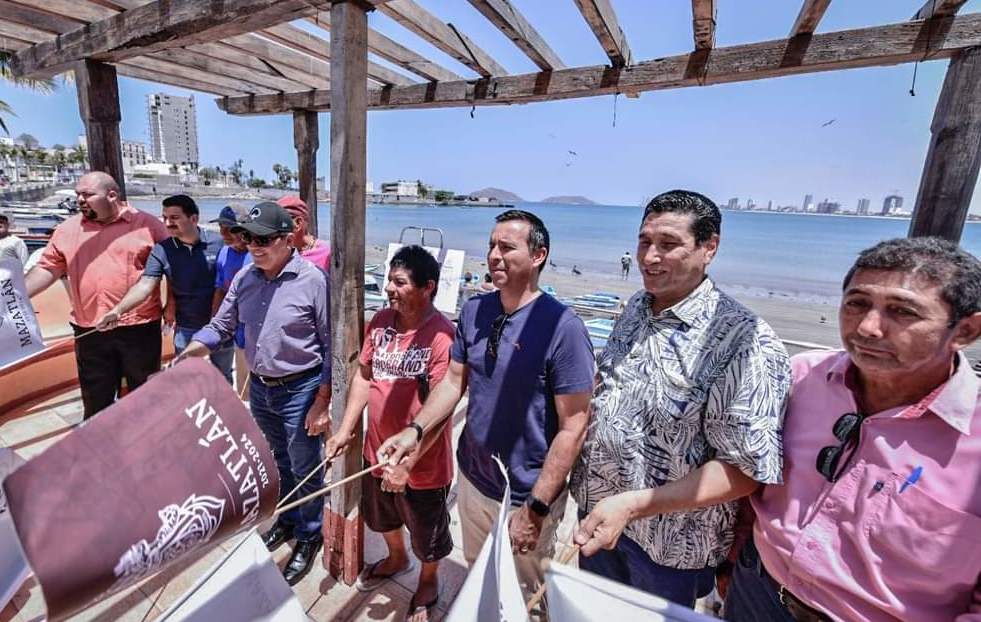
[643,277,714,328]
[170,227,207,250]
[827,350,976,435]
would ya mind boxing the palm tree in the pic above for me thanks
[0,51,58,136]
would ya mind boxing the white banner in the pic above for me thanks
[0,259,44,370]
[0,448,29,612]
[381,243,465,315]
[544,562,715,621]
[446,458,527,622]
[157,531,305,622]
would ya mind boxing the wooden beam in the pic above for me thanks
[0,19,56,44]
[306,12,462,82]
[222,34,331,90]
[909,46,981,242]
[913,0,968,20]
[326,0,367,587]
[293,110,320,238]
[188,42,315,91]
[377,0,507,77]
[9,0,331,78]
[219,13,981,115]
[692,0,717,50]
[573,0,632,67]
[261,23,414,86]
[123,54,274,94]
[0,1,85,34]
[149,48,306,93]
[466,0,564,70]
[790,0,831,37]
[10,0,117,23]
[75,60,126,199]
[117,61,249,96]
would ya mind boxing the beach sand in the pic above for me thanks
[367,246,981,363]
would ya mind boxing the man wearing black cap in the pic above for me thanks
[175,201,333,586]
[96,194,232,382]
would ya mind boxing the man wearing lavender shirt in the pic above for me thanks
[175,201,331,587]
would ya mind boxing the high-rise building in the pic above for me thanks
[147,93,199,169]
[802,194,813,212]
[746,198,756,210]
[726,197,739,210]
[856,198,870,215]
[816,199,841,214]
[766,200,773,211]
[881,194,903,216]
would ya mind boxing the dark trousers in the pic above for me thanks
[723,538,799,622]
[249,368,324,542]
[578,530,715,608]
[73,321,162,419]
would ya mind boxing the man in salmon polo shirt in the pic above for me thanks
[326,245,454,622]
[25,171,168,418]
[276,195,330,272]
[725,237,981,622]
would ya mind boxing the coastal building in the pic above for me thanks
[746,198,756,210]
[380,180,419,198]
[147,93,199,170]
[726,197,739,210]
[856,198,870,215]
[881,194,904,215]
[802,194,814,212]
[767,200,773,211]
[816,199,840,214]
[121,140,148,173]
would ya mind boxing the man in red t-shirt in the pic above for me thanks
[326,245,453,622]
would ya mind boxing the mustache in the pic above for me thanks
[848,337,893,353]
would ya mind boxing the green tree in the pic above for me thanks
[198,166,218,185]
[434,190,454,202]
[229,158,244,185]
[416,179,429,199]
[272,163,294,190]
[248,177,267,189]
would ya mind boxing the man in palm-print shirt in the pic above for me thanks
[570,190,791,608]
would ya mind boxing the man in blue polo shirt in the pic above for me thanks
[380,210,595,615]
[96,194,231,381]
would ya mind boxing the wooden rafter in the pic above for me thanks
[466,0,564,70]
[218,13,981,115]
[118,61,250,96]
[222,34,331,90]
[149,48,305,93]
[573,0,632,67]
[913,0,968,20]
[0,1,85,34]
[260,23,414,86]
[124,55,273,94]
[692,0,717,50]
[9,0,332,78]
[307,12,462,82]
[377,0,508,77]
[790,0,832,37]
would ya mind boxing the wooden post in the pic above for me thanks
[909,46,981,242]
[326,0,368,586]
[293,110,320,237]
[74,59,126,199]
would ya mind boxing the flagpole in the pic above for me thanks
[276,454,332,509]
[525,542,580,612]
[272,462,384,517]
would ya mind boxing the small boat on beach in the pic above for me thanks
[585,317,614,350]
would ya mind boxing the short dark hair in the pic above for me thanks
[843,237,981,324]
[390,245,441,300]
[0,214,8,225]
[495,209,550,273]
[641,190,721,245]
[162,194,199,217]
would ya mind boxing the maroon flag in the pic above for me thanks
[3,359,280,621]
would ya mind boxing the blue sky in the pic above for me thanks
[1,0,980,212]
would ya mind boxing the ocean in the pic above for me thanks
[130,198,981,305]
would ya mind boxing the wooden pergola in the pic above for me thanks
[5,0,981,585]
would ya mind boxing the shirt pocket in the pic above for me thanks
[869,483,981,592]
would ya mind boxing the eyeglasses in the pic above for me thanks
[816,412,866,482]
[241,232,284,247]
[487,313,510,359]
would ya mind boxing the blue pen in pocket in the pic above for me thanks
[899,466,923,494]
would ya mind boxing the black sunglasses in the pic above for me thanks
[487,313,510,359]
[816,412,866,482]
[241,231,284,247]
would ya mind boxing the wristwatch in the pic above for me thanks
[526,495,550,518]
[407,422,424,444]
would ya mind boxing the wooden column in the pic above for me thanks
[326,0,368,585]
[74,59,126,199]
[293,110,320,237]
[909,46,981,242]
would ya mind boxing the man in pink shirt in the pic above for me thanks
[725,237,981,622]
[25,172,168,418]
[276,196,330,272]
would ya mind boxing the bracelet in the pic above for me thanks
[407,422,424,444]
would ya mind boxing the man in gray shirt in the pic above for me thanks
[175,201,331,586]
[0,214,28,267]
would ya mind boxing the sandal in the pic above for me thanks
[405,593,439,622]
[354,559,414,592]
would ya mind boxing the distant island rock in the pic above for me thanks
[469,187,524,202]
[539,195,597,205]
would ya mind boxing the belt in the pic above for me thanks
[760,564,831,622]
[250,366,319,387]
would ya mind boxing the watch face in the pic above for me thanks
[528,497,550,517]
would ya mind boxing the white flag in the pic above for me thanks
[157,531,305,622]
[545,562,716,621]
[0,259,44,370]
[0,448,29,612]
[446,457,527,622]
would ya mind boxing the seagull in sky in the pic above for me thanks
[821,119,836,128]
